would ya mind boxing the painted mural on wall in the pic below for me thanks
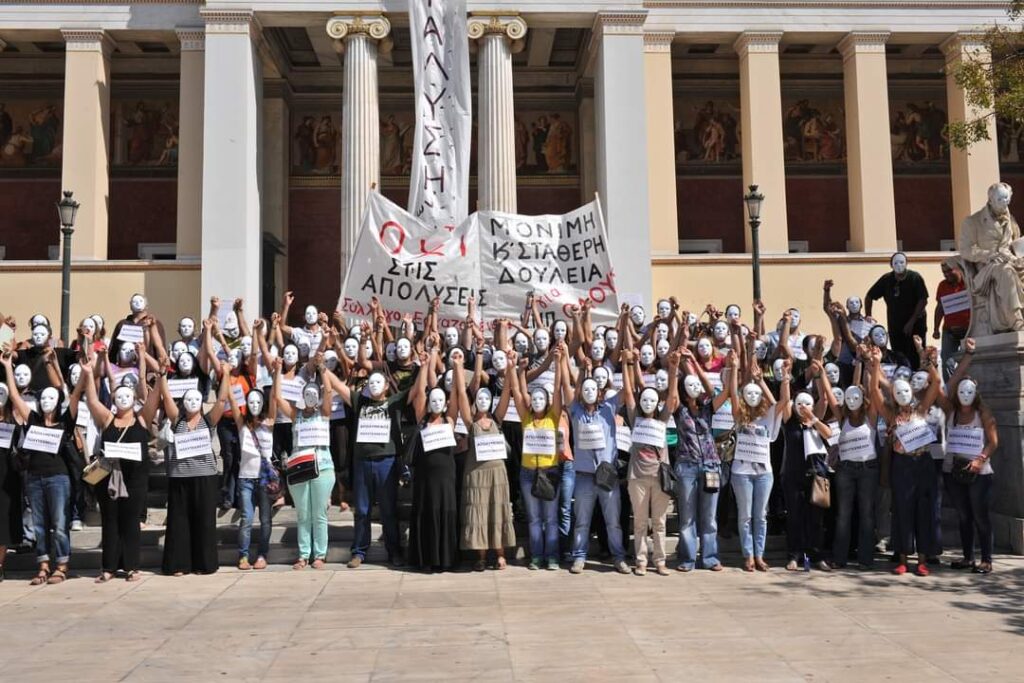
[0,100,62,168]
[888,98,948,164]
[112,99,179,167]
[673,98,741,164]
[782,97,845,163]
[291,106,577,177]
[998,116,1024,164]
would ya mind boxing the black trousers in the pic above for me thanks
[217,421,240,508]
[162,475,219,575]
[96,467,148,573]
[782,454,826,562]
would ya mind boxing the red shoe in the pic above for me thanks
[915,563,930,577]
[892,563,908,575]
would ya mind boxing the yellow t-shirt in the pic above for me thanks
[522,410,559,469]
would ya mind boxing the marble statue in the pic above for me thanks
[959,182,1024,335]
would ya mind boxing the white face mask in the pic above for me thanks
[594,326,607,340]
[640,345,655,367]
[385,343,397,363]
[39,388,59,414]
[130,294,147,314]
[530,390,548,414]
[444,327,459,348]
[870,327,888,347]
[656,339,670,359]
[491,350,507,372]
[428,388,447,415]
[177,353,195,375]
[630,306,645,327]
[891,253,908,275]
[304,305,318,326]
[475,389,492,413]
[0,384,8,407]
[302,385,321,409]
[684,375,703,399]
[30,314,48,328]
[227,349,242,370]
[639,389,660,416]
[513,334,529,355]
[846,297,862,316]
[553,321,568,341]
[742,383,763,408]
[604,330,619,350]
[534,330,550,353]
[825,363,840,386]
[789,309,801,328]
[284,345,301,366]
[324,351,339,372]
[443,371,454,393]
[656,324,669,342]
[31,325,49,348]
[69,364,82,387]
[590,339,606,361]
[686,312,698,327]
[593,367,610,391]
[396,338,412,361]
[113,387,135,412]
[696,339,712,359]
[893,379,914,407]
[844,387,864,411]
[657,300,671,319]
[118,343,137,365]
[911,371,929,393]
[581,379,599,405]
[182,389,203,415]
[725,305,741,322]
[712,321,728,342]
[342,339,358,360]
[367,373,386,398]
[247,391,265,416]
[794,392,815,414]
[350,326,362,341]
[91,315,105,335]
[223,312,240,337]
[171,341,187,363]
[754,340,768,360]
[655,369,670,392]
[894,367,912,382]
[831,387,845,405]
[957,380,978,406]
[81,318,96,335]
[363,340,374,360]
[179,317,195,338]
[239,337,252,357]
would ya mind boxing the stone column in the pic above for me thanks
[199,9,262,309]
[644,30,678,256]
[60,29,112,260]
[839,31,897,252]
[468,14,527,212]
[734,31,788,254]
[175,28,204,259]
[943,32,1001,235]
[262,90,290,308]
[593,11,652,304]
[327,14,391,275]
[576,81,597,203]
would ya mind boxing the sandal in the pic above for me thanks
[47,568,68,585]
[253,557,268,570]
[495,556,507,570]
[95,571,114,584]
[754,558,771,572]
[238,557,252,571]
[292,558,308,571]
[30,568,50,586]
[973,562,993,575]
[126,571,143,582]
[311,558,326,570]
[742,558,755,572]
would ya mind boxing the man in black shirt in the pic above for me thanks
[865,252,928,370]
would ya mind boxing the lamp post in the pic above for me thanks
[744,184,765,302]
[56,190,80,343]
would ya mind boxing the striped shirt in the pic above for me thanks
[167,413,217,478]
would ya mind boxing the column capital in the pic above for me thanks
[468,13,528,51]
[326,14,391,42]
[176,27,205,51]
[61,29,115,55]
[592,11,648,37]
[200,9,259,37]
[837,31,889,60]
[643,31,675,54]
[940,31,990,64]
[733,31,783,58]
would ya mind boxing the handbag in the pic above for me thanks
[594,461,618,492]
[84,423,128,486]
[658,461,677,495]
[529,454,557,501]
[703,469,721,493]
[810,474,831,509]
[285,448,320,486]
[951,456,978,485]
[715,430,736,464]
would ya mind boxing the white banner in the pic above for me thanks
[407,0,471,230]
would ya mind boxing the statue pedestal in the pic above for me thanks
[969,332,1024,553]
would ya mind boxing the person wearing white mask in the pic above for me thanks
[406,349,463,572]
[110,292,166,362]
[866,252,929,370]
[675,348,732,572]
[79,359,161,583]
[227,358,281,571]
[910,361,950,568]
[209,322,258,513]
[177,316,200,354]
[869,343,942,576]
[832,380,881,569]
[943,350,997,575]
[1,351,86,585]
[0,380,19,581]
[277,357,336,571]
[279,296,325,355]
[729,356,787,572]
[157,363,232,576]
[14,324,68,393]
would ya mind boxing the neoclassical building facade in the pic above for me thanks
[0,1,1014,331]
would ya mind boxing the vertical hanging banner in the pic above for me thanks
[407,0,472,230]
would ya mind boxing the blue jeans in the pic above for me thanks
[731,470,773,559]
[571,471,625,562]
[832,460,879,567]
[520,467,560,561]
[26,473,71,565]
[675,461,720,569]
[351,455,401,560]
[237,478,272,560]
[558,459,576,556]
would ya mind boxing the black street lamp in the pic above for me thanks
[56,190,80,343]
[744,184,765,302]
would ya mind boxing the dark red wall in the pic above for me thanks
[785,176,850,252]
[894,175,953,251]
[676,177,745,253]
[0,178,63,259]
[108,178,176,259]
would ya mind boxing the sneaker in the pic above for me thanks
[347,556,363,569]
[238,557,252,571]
[614,560,631,575]
[70,520,83,532]
[655,563,670,576]
[893,563,908,575]
[528,558,542,571]
[634,563,647,576]
[569,559,585,574]
[545,558,559,571]
[915,563,930,577]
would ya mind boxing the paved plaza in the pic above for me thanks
[0,556,1021,682]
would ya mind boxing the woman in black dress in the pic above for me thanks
[80,358,162,582]
[0,382,21,581]
[406,348,461,571]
